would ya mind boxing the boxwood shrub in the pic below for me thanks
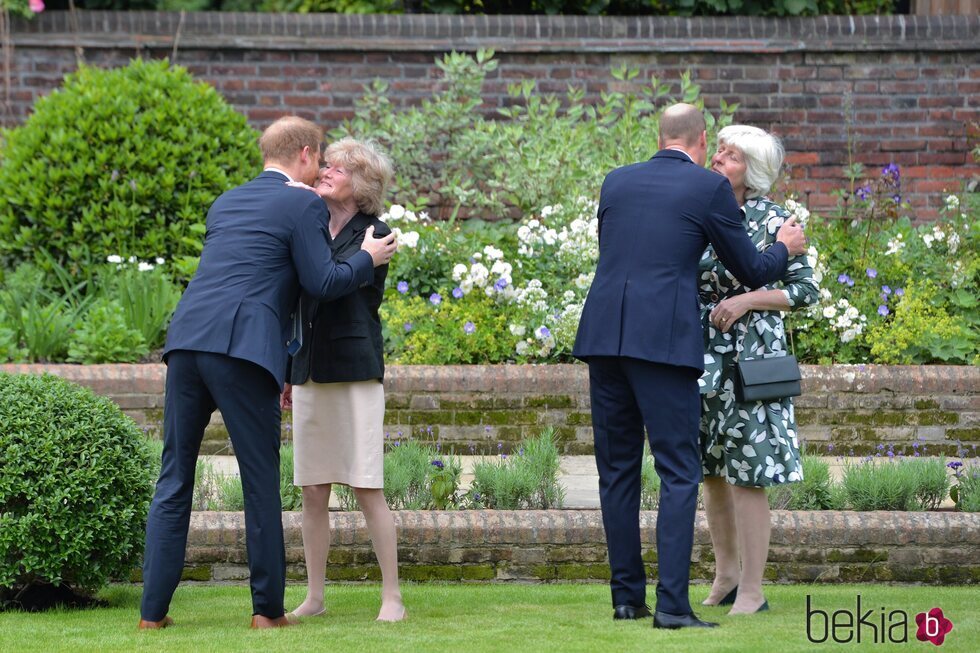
[0,58,261,278]
[0,373,156,606]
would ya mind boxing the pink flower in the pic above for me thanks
[29,0,45,13]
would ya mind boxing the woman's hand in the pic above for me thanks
[710,295,751,333]
[281,383,293,410]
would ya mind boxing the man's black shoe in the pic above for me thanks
[613,604,653,620]
[653,611,719,629]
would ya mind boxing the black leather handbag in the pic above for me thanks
[733,353,802,403]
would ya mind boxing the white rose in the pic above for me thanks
[387,204,406,220]
[823,306,837,319]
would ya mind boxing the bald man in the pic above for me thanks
[140,117,396,630]
[573,103,806,629]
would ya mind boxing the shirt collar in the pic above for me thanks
[664,146,694,162]
[263,167,294,183]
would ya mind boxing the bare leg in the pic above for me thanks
[702,477,740,605]
[292,484,331,616]
[353,487,405,622]
[729,486,770,614]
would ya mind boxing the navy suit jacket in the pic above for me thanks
[572,149,789,372]
[164,171,374,389]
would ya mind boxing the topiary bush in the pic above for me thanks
[0,373,156,609]
[0,58,261,279]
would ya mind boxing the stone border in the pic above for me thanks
[166,509,980,584]
[3,363,977,395]
[11,12,980,53]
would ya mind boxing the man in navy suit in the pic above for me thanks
[139,117,396,630]
[573,104,806,629]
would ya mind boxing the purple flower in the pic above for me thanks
[881,163,901,186]
[895,288,904,297]
[404,322,413,332]
[882,286,891,295]
[429,293,442,305]
[866,268,877,279]
[501,454,507,459]
[464,321,476,334]
[837,273,849,284]
[827,444,834,452]
[493,278,508,291]
[877,305,889,317]
[397,281,409,294]
[856,185,871,201]
[892,194,901,203]
[431,459,444,469]
[947,461,963,471]
[452,286,464,299]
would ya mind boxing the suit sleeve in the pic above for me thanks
[290,199,374,301]
[702,179,788,289]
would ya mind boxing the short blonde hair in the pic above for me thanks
[259,116,323,165]
[716,125,785,199]
[324,137,393,217]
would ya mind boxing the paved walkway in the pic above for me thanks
[206,455,958,509]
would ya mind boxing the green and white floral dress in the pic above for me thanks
[698,198,820,487]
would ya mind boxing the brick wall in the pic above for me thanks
[6,12,979,219]
[2,363,977,457]
[155,510,980,584]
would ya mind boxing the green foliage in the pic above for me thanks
[949,462,980,512]
[66,298,149,364]
[0,58,260,280]
[786,187,978,365]
[102,262,181,350]
[0,373,155,602]
[468,429,565,509]
[640,446,660,510]
[840,458,950,512]
[768,456,845,511]
[0,261,90,363]
[336,51,735,219]
[279,444,303,512]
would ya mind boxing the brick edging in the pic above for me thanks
[173,509,980,584]
[10,12,980,53]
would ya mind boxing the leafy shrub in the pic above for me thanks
[279,444,303,511]
[0,58,260,279]
[66,298,149,364]
[768,456,844,511]
[950,464,980,512]
[0,262,89,363]
[102,260,181,350]
[640,447,660,510]
[468,430,565,509]
[786,187,978,365]
[840,458,950,512]
[0,373,155,604]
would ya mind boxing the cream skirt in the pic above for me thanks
[291,379,385,488]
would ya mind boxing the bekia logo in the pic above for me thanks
[916,608,953,646]
[806,595,954,646]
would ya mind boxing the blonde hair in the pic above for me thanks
[716,125,784,199]
[258,116,323,166]
[324,137,394,217]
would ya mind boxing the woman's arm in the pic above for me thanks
[710,289,790,333]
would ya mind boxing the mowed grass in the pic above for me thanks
[0,583,976,653]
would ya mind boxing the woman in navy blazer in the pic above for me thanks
[282,138,405,622]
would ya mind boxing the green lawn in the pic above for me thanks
[0,583,975,652]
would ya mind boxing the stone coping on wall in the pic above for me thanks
[165,509,980,584]
[11,12,980,53]
[2,362,977,395]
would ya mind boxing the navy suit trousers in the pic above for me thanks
[141,350,285,620]
[587,356,702,616]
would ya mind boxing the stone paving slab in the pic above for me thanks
[203,455,959,510]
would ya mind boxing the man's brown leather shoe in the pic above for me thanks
[138,616,174,630]
[250,614,298,629]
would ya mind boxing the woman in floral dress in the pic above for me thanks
[698,125,820,615]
